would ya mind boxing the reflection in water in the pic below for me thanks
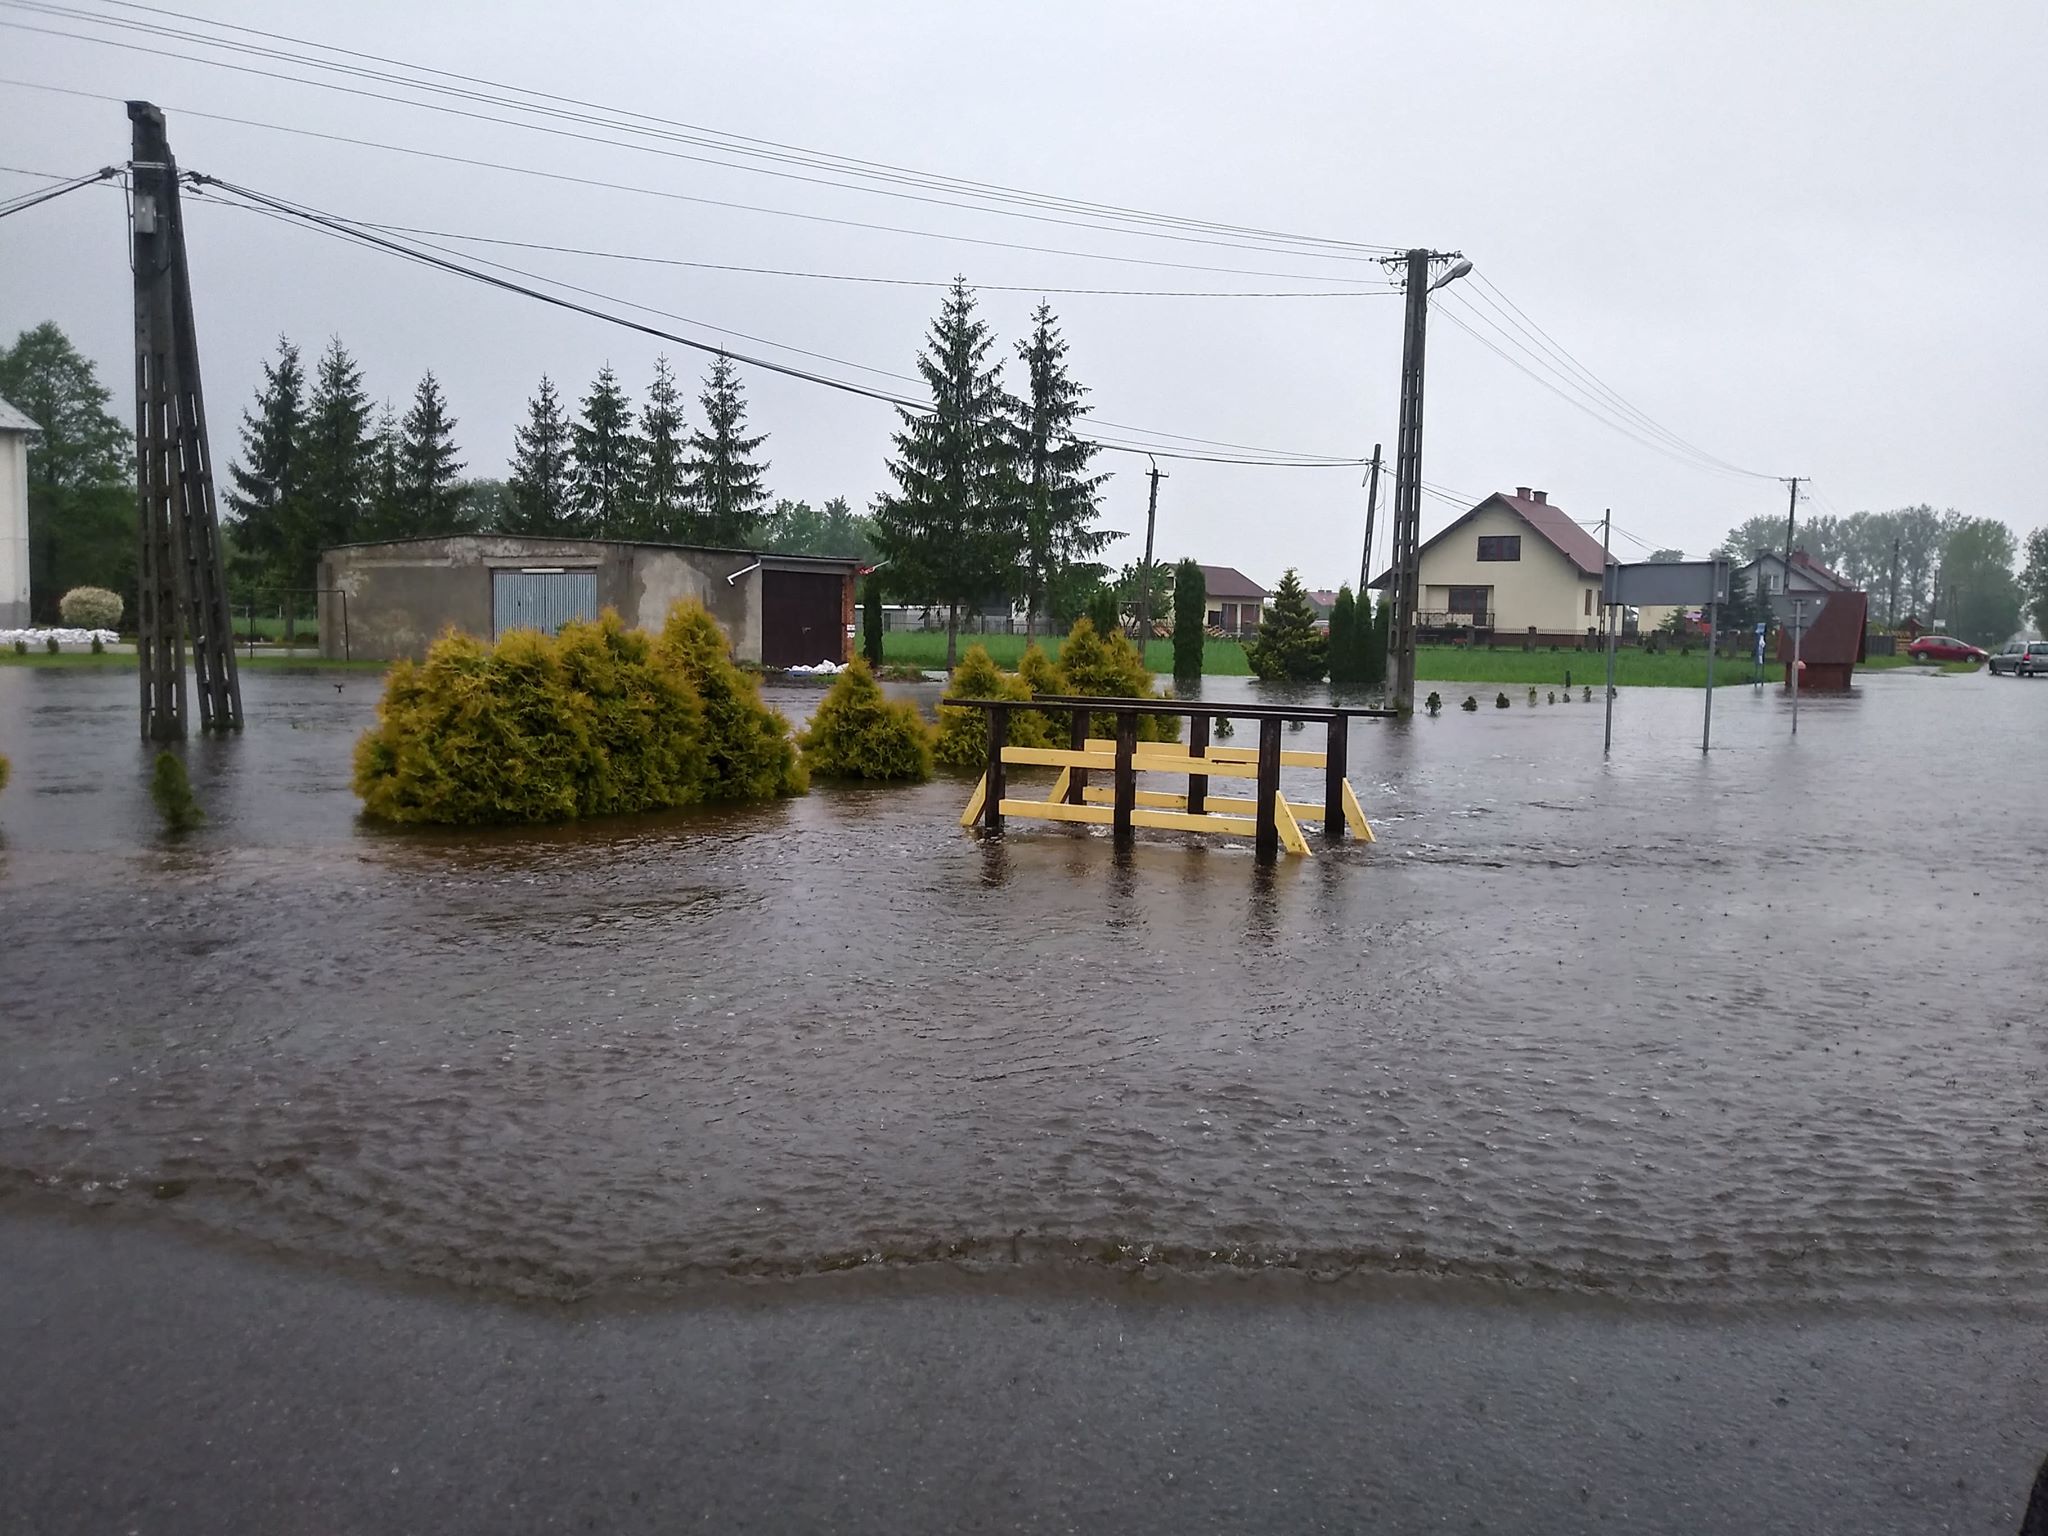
[0,664,2043,1304]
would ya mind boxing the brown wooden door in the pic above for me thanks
[761,570,844,667]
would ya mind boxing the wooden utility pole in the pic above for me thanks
[129,100,242,739]
[1356,442,1382,593]
[1133,457,1166,638]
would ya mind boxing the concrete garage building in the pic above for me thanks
[318,535,858,666]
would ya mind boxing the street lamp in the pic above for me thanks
[1384,248,1472,713]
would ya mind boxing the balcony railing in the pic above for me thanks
[1416,609,1496,630]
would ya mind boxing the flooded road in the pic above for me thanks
[1,663,2044,1304]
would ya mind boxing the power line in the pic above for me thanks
[190,175,1372,469]
[0,162,117,218]
[1464,271,1776,480]
[1,77,1395,287]
[39,0,1408,257]
[1,1,1407,264]
[334,219,1402,300]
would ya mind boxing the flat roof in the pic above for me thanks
[322,533,861,567]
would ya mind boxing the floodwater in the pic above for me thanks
[0,662,2043,1305]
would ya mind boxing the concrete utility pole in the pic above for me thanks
[1133,457,1165,638]
[1384,249,1470,713]
[129,101,242,739]
[1887,535,1900,627]
[1357,442,1382,594]
[1601,508,1617,756]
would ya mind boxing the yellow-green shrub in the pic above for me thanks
[351,601,802,825]
[1016,643,1068,736]
[655,601,807,801]
[934,644,1049,771]
[1054,617,1181,742]
[0,754,11,794]
[797,659,933,781]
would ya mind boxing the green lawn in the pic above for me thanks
[1415,647,1916,689]
[880,630,1253,676]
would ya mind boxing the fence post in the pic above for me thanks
[1066,706,1089,805]
[1112,710,1138,838]
[1255,716,1282,863]
[1187,713,1210,815]
[984,704,1008,833]
[1323,711,1348,840]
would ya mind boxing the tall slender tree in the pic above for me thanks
[570,363,642,538]
[398,369,465,534]
[223,334,306,592]
[871,279,1020,667]
[1172,557,1206,681]
[682,354,770,545]
[296,336,374,578]
[1010,302,1108,635]
[637,354,687,540]
[365,404,403,541]
[0,322,132,619]
[503,376,575,535]
[1327,586,1359,686]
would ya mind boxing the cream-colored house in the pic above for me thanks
[1374,488,1605,642]
[0,396,35,629]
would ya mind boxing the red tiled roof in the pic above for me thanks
[1197,564,1268,600]
[1495,493,1605,575]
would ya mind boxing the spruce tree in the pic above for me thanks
[871,278,1020,668]
[1328,586,1358,686]
[504,377,574,535]
[1172,557,1206,680]
[637,354,687,540]
[1087,584,1122,639]
[365,404,404,541]
[297,336,373,574]
[398,369,465,534]
[1010,302,1108,636]
[682,354,769,546]
[1248,568,1327,682]
[570,363,642,538]
[223,334,306,591]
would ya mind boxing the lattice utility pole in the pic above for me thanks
[129,100,242,739]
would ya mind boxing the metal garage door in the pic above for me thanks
[761,570,844,668]
[492,569,598,638]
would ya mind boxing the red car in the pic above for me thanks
[1906,634,1989,663]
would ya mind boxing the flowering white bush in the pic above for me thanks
[1,627,118,649]
[58,586,124,629]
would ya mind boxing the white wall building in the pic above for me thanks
[0,397,36,630]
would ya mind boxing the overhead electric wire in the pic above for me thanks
[189,175,1371,468]
[35,0,1403,257]
[1,77,1389,288]
[0,162,117,217]
[1,1,1404,264]
[347,220,1402,299]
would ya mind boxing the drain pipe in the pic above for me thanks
[726,560,762,585]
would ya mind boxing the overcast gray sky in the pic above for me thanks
[4,0,2043,586]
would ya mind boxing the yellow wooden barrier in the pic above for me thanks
[958,739,1375,854]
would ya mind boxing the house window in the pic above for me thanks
[1477,535,1521,562]
[1584,587,1593,616]
[1447,586,1490,625]
[1206,608,1222,628]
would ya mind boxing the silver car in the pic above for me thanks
[1988,640,2048,676]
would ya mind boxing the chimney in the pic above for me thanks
[1515,486,1532,500]
[1532,489,1547,504]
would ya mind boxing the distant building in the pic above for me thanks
[1371,488,1604,644]
[1197,565,1268,636]
[317,535,858,666]
[0,396,36,629]
[1305,588,1342,619]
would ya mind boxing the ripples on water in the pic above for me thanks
[0,665,2043,1303]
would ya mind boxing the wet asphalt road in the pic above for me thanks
[4,1214,2045,1535]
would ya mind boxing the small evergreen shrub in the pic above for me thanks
[11,639,24,656]
[1425,691,1443,715]
[1086,585,1121,639]
[655,602,807,802]
[58,585,124,630]
[798,658,933,782]
[0,754,11,792]
[1016,642,1067,735]
[1461,695,1479,711]
[1055,617,1179,742]
[150,751,204,831]
[1495,692,1511,708]
[935,645,1047,772]
[44,636,59,655]
[555,612,711,817]
[90,636,105,655]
